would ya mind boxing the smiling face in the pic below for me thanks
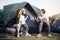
[40,10,44,16]
[19,9,22,15]
[40,9,46,16]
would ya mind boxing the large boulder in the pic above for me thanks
[4,2,40,34]
[4,2,40,27]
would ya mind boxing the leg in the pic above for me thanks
[45,22,51,34]
[22,24,29,32]
[37,21,43,38]
[45,22,52,37]
[16,24,21,37]
[22,23,31,36]
[39,21,43,34]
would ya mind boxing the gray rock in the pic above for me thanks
[4,2,40,27]
[6,28,16,34]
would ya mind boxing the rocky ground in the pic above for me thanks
[0,33,60,40]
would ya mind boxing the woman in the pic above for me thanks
[15,8,31,37]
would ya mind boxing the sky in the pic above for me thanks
[0,0,60,16]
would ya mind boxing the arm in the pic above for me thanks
[25,16,28,21]
[18,16,22,25]
[35,17,41,22]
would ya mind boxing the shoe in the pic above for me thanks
[20,32,25,37]
[48,34,52,38]
[25,32,31,37]
[20,32,23,35]
[37,34,42,38]
[17,35,20,38]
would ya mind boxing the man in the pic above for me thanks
[36,9,52,38]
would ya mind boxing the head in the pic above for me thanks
[16,8,26,18]
[16,9,22,16]
[15,8,26,23]
[15,9,21,23]
[40,9,46,16]
[16,9,22,21]
[21,8,26,14]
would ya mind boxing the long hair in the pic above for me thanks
[15,8,26,23]
[15,9,21,23]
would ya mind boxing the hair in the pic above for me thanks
[15,9,21,23]
[15,8,26,23]
[41,9,46,14]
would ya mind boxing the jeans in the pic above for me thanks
[16,23,29,36]
[22,24,29,33]
[39,21,51,34]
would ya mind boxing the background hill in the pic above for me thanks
[0,9,4,24]
[49,13,60,25]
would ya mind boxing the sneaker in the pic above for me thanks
[37,34,42,38]
[48,34,52,38]
[20,32,25,37]
[25,32,31,37]
[17,35,20,38]
[20,32,23,35]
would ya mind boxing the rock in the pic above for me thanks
[6,28,16,34]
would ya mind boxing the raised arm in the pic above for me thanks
[25,16,28,21]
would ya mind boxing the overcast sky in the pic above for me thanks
[0,0,60,16]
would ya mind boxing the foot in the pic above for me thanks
[25,32,31,37]
[48,34,52,38]
[20,32,23,35]
[37,34,42,38]
[17,35,20,38]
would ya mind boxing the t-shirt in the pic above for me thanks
[37,14,49,22]
[19,15,26,24]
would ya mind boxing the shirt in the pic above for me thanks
[38,14,49,22]
[19,15,26,24]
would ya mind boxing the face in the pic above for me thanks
[40,10,44,16]
[19,10,22,15]
[22,8,26,14]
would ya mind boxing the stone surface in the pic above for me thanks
[6,28,16,34]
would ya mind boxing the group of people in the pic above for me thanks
[13,8,52,38]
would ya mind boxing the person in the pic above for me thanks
[36,9,52,38]
[14,8,31,37]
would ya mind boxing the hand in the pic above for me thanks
[36,19,40,22]
[43,18,48,22]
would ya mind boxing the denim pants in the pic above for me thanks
[22,23,29,33]
[16,23,29,36]
[39,21,51,34]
